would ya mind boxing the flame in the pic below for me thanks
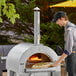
[29,56,42,61]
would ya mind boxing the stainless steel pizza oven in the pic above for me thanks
[6,7,61,76]
[6,43,61,76]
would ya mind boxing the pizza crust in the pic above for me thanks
[32,62,53,69]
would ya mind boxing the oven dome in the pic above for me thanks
[6,43,58,73]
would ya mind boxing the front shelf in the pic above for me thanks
[25,67,56,73]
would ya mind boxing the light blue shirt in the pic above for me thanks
[64,21,76,54]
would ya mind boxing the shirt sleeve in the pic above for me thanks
[64,29,73,55]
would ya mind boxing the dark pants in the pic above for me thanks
[0,58,2,76]
[65,53,76,76]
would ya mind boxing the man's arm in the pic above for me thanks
[53,53,68,67]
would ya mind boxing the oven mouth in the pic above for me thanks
[26,53,53,69]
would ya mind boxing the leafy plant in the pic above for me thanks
[0,0,20,24]
[40,22,64,50]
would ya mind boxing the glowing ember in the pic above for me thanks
[29,56,42,61]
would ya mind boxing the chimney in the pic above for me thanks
[34,7,40,45]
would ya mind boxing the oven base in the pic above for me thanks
[7,70,61,76]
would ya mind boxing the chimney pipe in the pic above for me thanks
[34,7,40,45]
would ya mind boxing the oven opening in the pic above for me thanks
[26,53,52,69]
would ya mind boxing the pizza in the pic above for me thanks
[32,62,53,69]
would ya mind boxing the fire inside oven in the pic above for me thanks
[26,53,52,69]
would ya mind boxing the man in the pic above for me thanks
[52,11,76,76]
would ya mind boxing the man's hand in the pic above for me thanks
[51,53,68,67]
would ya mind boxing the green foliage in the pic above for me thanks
[0,0,5,22]
[0,0,20,24]
[40,22,64,50]
[0,17,3,22]
[23,35,34,43]
[15,0,36,23]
